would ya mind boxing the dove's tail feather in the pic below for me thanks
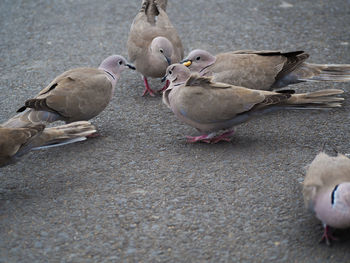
[16,121,96,155]
[1,109,61,128]
[150,0,167,13]
[285,89,344,109]
[296,63,350,82]
[32,137,87,150]
[141,0,167,23]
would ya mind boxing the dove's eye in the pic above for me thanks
[196,56,200,61]
[168,70,172,75]
[118,61,123,65]
[160,49,164,53]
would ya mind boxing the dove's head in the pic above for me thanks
[164,64,191,85]
[314,182,350,229]
[181,49,216,74]
[99,55,135,80]
[150,37,173,66]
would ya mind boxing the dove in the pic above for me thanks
[163,64,344,143]
[127,0,184,96]
[303,152,350,245]
[181,49,350,90]
[0,121,96,167]
[2,55,135,128]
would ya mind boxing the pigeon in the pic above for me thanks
[2,55,135,128]
[303,152,350,245]
[0,121,96,167]
[181,49,350,90]
[163,64,344,143]
[127,0,184,96]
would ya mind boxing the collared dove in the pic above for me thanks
[2,55,135,128]
[127,0,184,96]
[181,49,350,90]
[303,152,350,245]
[0,121,96,167]
[163,64,344,143]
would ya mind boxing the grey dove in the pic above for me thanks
[127,0,183,96]
[163,64,344,143]
[181,49,350,90]
[303,152,350,245]
[0,121,96,167]
[2,55,135,128]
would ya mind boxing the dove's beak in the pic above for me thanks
[126,63,136,70]
[161,74,168,82]
[181,60,192,67]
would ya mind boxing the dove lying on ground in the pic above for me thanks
[0,121,96,167]
[303,152,350,245]
[127,0,183,96]
[2,55,135,128]
[181,49,350,90]
[163,64,344,143]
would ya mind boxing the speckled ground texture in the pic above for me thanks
[1,0,350,262]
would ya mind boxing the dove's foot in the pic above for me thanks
[186,130,234,144]
[142,76,156,97]
[208,130,235,143]
[186,134,213,143]
[320,225,338,246]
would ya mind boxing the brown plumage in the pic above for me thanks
[182,49,350,90]
[0,121,96,167]
[2,55,134,128]
[163,64,344,143]
[127,0,183,96]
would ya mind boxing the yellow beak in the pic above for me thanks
[182,60,192,67]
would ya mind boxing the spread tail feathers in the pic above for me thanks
[285,89,344,109]
[296,63,350,82]
[29,121,97,150]
[13,121,95,159]
[141,0,167,23]
[1,109,61,128]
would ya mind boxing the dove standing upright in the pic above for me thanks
[127,0,184,96]
[163,64,344,143]
[303,152,350,245]
[181,49,350,90]
[0,121,96,167]
[2,55,135,128]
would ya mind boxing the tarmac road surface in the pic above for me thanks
[1,0,350,262]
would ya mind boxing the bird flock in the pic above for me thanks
[1,0,350,246]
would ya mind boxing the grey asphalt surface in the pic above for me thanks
[1,0,350,262]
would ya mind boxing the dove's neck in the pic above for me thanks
[99,67,118,88]
[314,186,350,229]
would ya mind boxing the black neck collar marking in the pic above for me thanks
[104,70,115,80]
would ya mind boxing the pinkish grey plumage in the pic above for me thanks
[163,64,344,143]
[1,55,133,128]
[0,121,96,167]
[303,152,350,245]
[182,49,350,91]
[127,0,183,96]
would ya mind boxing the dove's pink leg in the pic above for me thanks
[142,76,156,97]
[159,80,170,93]
[186,134,213,143]
[209,130,235,143]
[186,130,235,143]
[320,225,338,246]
